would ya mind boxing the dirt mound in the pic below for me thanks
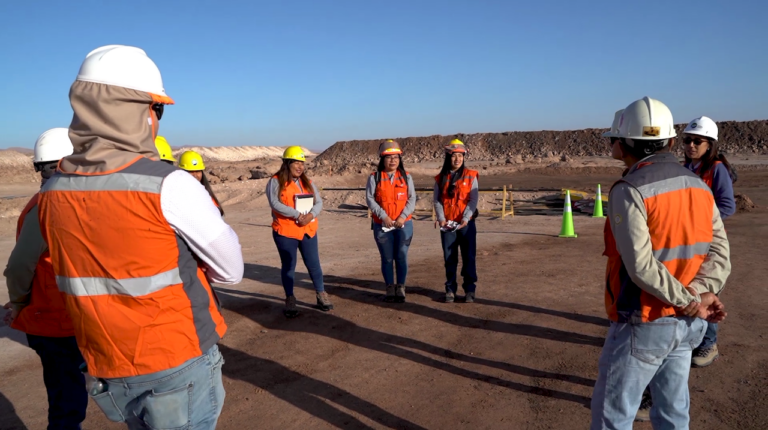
[735,193,758,212]
[173,146,314,162]
[0,150,38,184]
[314,120,768,171]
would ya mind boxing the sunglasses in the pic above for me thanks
[151,104,165,121]
[683,137,708,146]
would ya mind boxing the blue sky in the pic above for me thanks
[1,1,766,150]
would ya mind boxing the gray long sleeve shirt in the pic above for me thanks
[365,172,416,221]
[433,171,479,223]
[4,203,47,312]
[266,177,323,219]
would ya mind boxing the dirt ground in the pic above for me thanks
[0,158,766,429]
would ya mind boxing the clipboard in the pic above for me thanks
[294,193,314,215]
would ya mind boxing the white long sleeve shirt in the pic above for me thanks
[160,170,244,284]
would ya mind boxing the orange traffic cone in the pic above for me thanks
[559,190,577,238]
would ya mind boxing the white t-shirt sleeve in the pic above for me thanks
[160,170,244,285]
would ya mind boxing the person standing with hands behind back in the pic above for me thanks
[434,139,479,304]
[267,146,333,318]
[365,140,416,303]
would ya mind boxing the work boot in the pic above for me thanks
[445,291,455,303]
[692,344,719,368]
[283,295,299,319]
[384,285,396,303]
[465,292,475,303]
[635,388,652,422]
[316,291,334,312]
[395,284,406,303]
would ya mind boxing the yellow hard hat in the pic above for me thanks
[282,146,306,162]
[178,150,205,171]
[154,136,176,162]
[445,138,467,154]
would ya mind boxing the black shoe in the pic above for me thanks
[445,291,455,303]
[384,285,396,303]
[283,296,299,318]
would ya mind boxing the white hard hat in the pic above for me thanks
[602,109,624,138]
[684,116,718,141]
[34,128,74,164]
[76,45,170,98]
[617,96,676,143]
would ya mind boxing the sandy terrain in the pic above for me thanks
[0,157,766,429]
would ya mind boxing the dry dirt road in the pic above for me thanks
[0,166,766,429]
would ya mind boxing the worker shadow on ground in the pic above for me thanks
[0,324,29,348]
[242,263,605,347]
[216,288,593,407]
[402,286,609,328]
[0,391,27,430]
[218,344,428,429]
[477,230,557,237]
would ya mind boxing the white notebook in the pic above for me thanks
[294,193,314,215]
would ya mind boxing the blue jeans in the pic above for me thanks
[273,231,325,297]
[373,220,413,285]
[26,334,88,430]
[440,219,477,293]
[91,345,225,430]
[590,317,706,430]
[697,322,718,349]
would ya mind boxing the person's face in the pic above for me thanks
[289,161,305,178]
[38,162,58,186]
[384,155,400,172]
[189,171,203,182]
[609,137,622,160]
[451,153,464,170]
[682,134,710,160]
[149,103,164,138]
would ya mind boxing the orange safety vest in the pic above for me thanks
[604,153,715,323]
[435,169,479,223]
[371,170,412,224]
[38,157,227,378]
[690,160,721,189]
[271,175,319,240]
[11,194,74,338]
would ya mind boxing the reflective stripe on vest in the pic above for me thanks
[372,171,411,224]
[56,267,182,297]
[271,175,319,240]
[435,169,478,223]
[38,157,227,378]
[604,153,715,323]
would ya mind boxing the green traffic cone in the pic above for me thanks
[559,190,578,238]
[593,184,606,218]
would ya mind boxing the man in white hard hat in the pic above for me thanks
[3,129,87,429]
[591,97,731,429]
[37,45,244,429]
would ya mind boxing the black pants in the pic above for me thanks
[26,334,87,430]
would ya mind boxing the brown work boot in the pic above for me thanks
[316,291,334,312]
[635,388,652,422]
[445,291,455,303]
[692,344,719,368]
[283,295,299,318]
[395,284,406,303]
[384,285,396,303]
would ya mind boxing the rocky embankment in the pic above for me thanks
[313,120,768,173]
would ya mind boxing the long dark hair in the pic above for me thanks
[376,155,407,179]
[275,160,312,194]
[684,137,737,183]
[438,153,465,196]
[200,172,224,216]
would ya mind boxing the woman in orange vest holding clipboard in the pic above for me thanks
[267,146,333,318]
[365,140,416,303]
[434,139,480,304]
